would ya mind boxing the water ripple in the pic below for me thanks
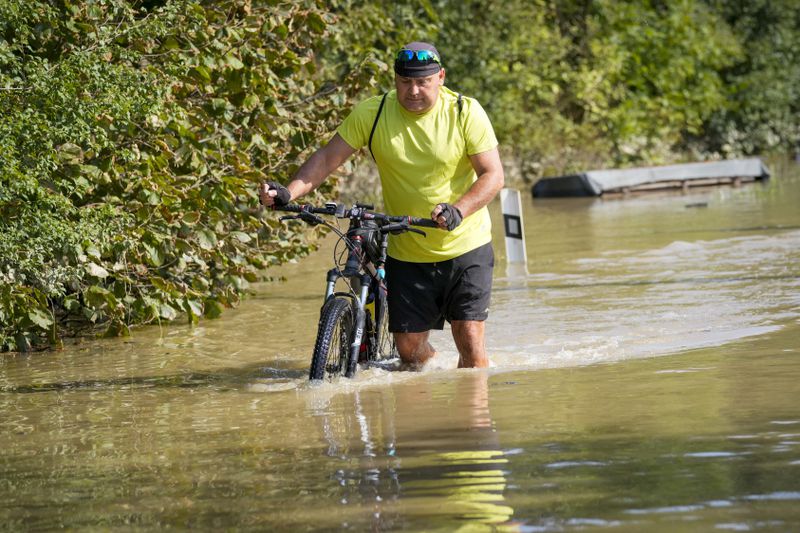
[684,451,743,458]
[545,461,607,469]
[742,491,800,501]
[625,504,705,515]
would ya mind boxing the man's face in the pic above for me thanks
[395,70,445,113]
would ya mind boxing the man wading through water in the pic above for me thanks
[260,42,504,369]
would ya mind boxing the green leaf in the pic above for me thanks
[63,297,81,312]
[249,133,266,148]
[162,36,181,51]
[85,244,101,260]
[183,211,201,224]
[204,299,224,319]
[142,243,163,267]
[243,93,260,110]
[57,143,83,164]
[80,164,103,180]
[230,231,251,243]
[28,309,53,329]
[307,13,326,34]
[224,53,244,70]
[184,298,203,318]
[190,65,212,83]
[196,229,217,250]
[84,286,116,310]
[159,303,178,321]
[144,190,161,205]
[85,262,109,279]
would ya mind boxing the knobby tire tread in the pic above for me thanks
[310,297,354,381]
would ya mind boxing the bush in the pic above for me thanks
[0,0,376,351]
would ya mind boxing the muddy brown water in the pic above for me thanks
[2,161,800,531]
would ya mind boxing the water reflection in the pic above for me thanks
[2,165,799,530]
[306,372,515,528]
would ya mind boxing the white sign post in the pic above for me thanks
[500,188,528,276]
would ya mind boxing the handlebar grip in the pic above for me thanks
[275,204,302,213]
[274,204,333,215]
[407,217,440,228]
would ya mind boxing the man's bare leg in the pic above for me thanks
[451,320,489,368]
[394,331,437,369]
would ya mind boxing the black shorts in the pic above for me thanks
[385,242,494,332]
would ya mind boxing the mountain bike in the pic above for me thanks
[275,202,438,381]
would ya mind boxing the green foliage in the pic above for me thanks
[586,1,741,164]
[315,0,439,100]
[434,0,588,174]
[436,0,742,174]
[0,0,370,351]
[2,0,797,351]
[694,0,800,156]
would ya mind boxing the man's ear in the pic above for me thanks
[438,68,446,85]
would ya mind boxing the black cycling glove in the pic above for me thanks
[437,203,463,231]
[264,181,291,207]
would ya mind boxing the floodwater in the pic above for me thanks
[2,160,800,531]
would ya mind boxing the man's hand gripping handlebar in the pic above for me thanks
[259,181,291,208]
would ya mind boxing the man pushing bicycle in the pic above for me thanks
[259,42,504,369]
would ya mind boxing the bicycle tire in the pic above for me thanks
[310,297,355,381]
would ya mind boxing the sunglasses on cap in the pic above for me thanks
[396,49,441,64]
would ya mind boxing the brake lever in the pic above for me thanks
[381,223,427,237]
[299,211,324,226]
[280,212,324,226]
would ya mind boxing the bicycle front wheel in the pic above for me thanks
[310,297,355,381]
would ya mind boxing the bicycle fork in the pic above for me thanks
[324,268,372,376]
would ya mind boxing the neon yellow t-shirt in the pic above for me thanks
[336,87,498,263]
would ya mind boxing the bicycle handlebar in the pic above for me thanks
[275,202,440,229]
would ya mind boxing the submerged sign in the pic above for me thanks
[500,188,528,275]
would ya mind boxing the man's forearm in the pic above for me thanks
[285,133,357,201]
[286,150,331,200]
[452,147,505,218]
[453,170,504,218]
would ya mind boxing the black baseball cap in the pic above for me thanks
[394,41,442,78]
